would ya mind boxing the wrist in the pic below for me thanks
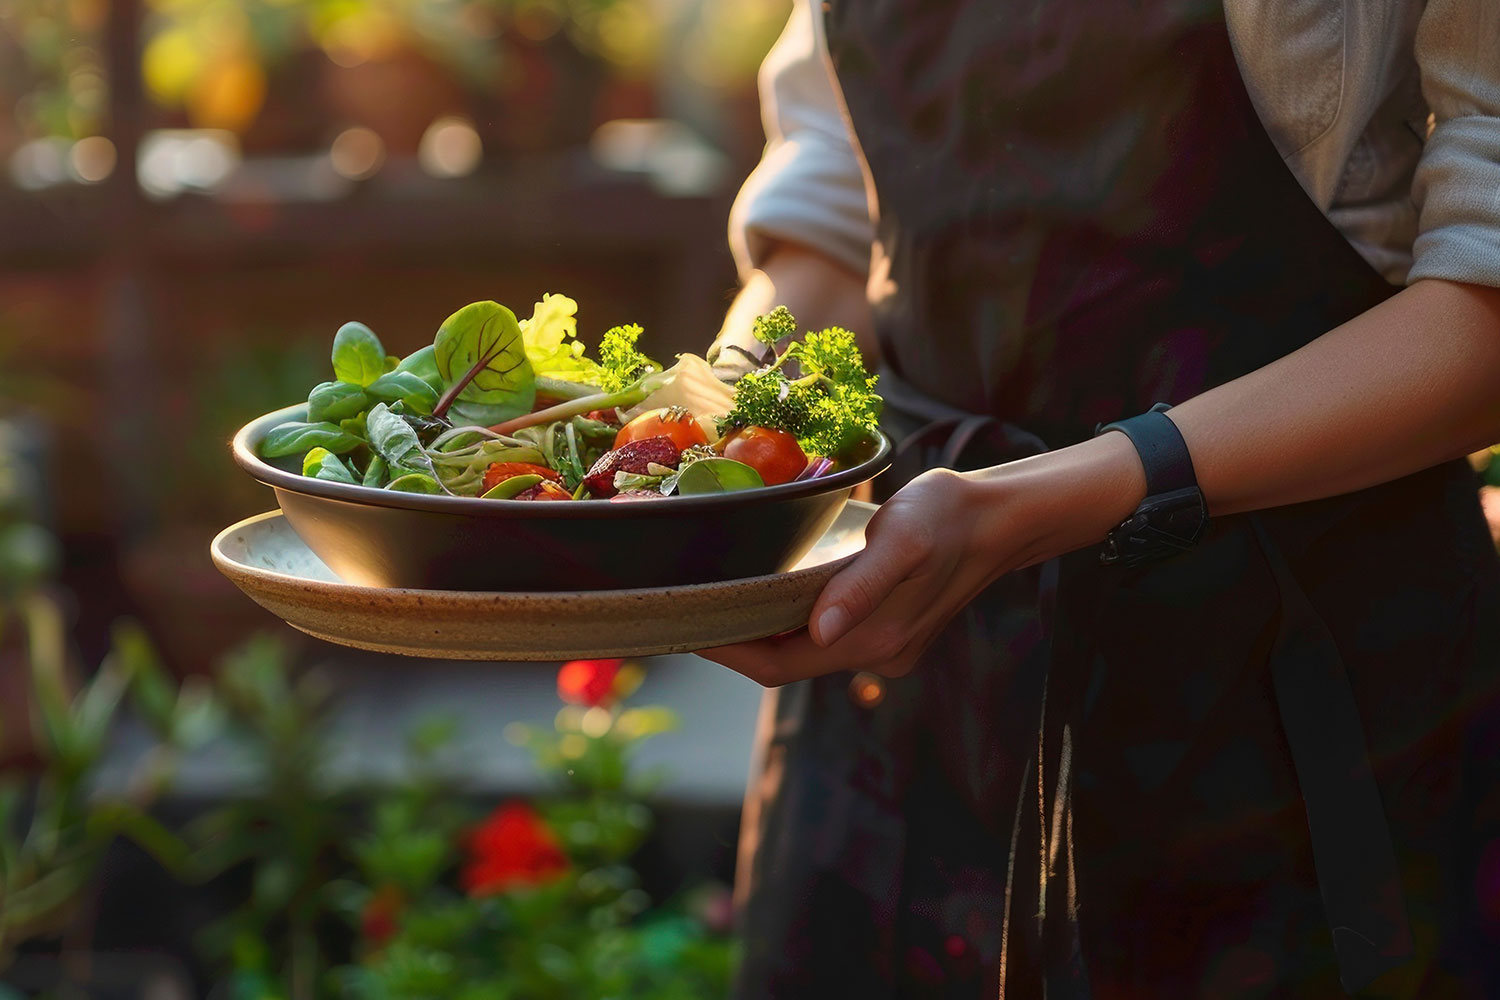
[962,432,1148,568]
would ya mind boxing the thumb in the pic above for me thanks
[810,508,931,647]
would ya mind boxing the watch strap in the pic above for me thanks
[1097,402,1198,496]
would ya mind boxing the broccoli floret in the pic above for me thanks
[789,327,871,389]
[597,324,659,393]
[801,379,882,457]
[721,369,816,433]
[751,305,799,349]
[723,317,881,458]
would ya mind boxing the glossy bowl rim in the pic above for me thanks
[232,403,892,518]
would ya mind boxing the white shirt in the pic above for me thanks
[729,0,1500,290]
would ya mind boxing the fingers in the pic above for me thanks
[700,469,1001,688]
[810,501,934,647]
[698,631,822,687]
[702,571,958,685]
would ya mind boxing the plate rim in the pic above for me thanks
[211,501,877,602]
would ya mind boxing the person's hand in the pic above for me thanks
[700,469,1018,685]
[698,433,1147,686]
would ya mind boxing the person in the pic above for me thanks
[700,0,1500,997]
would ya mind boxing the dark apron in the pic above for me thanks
[733,1,1500,998]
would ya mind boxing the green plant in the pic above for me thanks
[0,425,216,969]
[325,658,736,999]
[0,612,220,968]
[183,634,352,1000]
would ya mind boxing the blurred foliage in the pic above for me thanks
[4,0,674,143]
[4,0,792,145]
[214,655,735,999]
[0,0,108,142]
[323,659,735,1000]
[0,318,83,426]
[0,418,216,968]
[184,633,354,1000]
[0,609,218,968]
[0,423,58,592]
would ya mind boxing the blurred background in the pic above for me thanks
[0,0,788,995]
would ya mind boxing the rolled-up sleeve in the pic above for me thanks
[727,0,874,280]
[1408,0,1500,287]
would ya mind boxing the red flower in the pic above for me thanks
[557,658,623,707]
[461,802,569,897]
[360,885,403,946]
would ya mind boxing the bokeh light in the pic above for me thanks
[329,126,384,181]
[9,138,69,190]
[418,116,482,178]
[137,129,240,198]
[849,672,886,708]
[69,134,116,182]
[590,118,727,196]
[581,706,613,738]
[320,8,405,70]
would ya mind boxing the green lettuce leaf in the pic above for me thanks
[520,293,603,383]
[432,301,535,423]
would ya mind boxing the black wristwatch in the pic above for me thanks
[1095,403,1209,567]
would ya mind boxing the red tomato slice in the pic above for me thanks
[614,407,709,451]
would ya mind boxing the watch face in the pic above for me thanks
[1101,487,1208,566]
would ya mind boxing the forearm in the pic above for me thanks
[709,241,875,373]
[972,279,1500,564]
[1174,279,1500,513]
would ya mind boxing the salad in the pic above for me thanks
[258,296,882,502]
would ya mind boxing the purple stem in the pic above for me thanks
[794,457,834,481]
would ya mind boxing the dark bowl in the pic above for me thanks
[231,405,891,591]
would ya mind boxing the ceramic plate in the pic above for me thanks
[211,501,876,660]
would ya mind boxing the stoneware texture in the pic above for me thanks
[232,405,891,591]
[211,502,876,660]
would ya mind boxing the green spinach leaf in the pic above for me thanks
[675,458,765,495]
[366,403,439,482]
[307,381,370,423]
[386,473,444,494]
[393,345,444,392]
[301,447,358,484]
[367,371,439,415]
[361,455,388,489]
[432,301,535,422]
[260,421,363,458]
[332,322,387,387]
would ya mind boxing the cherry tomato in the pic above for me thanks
[720,426,808,486]
[482,462,560,493]
[614,407,709,451]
